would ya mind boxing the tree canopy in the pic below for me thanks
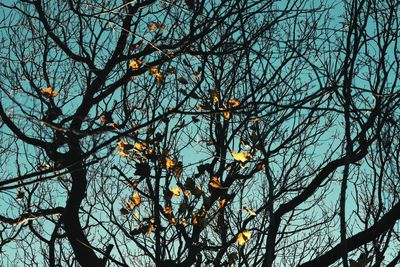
[1,0,400,266]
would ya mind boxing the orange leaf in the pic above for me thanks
[165,157,176,170]
[148,23,157,31]
[147,224,154,234]
[209,176,223,189]
[164,206,173,215]
[223,111,231,120]
[41,87,59,98]
[228,98,240,107]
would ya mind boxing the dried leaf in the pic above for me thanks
[180,219,189,226]
[209,176,223,189]
[183,190,191,197]
[217,198,227,209]
[223,111,231,120]
[171,186,181,197]
[236,230,251,246]
[148,22,166,31]
[231,150,253,163]
[243,207,256,216]
[211,90,219,103]
[134,142,146,152]
[117,139,134,151]
[129,60,142,70]
[41,87,59,98]
[132,193,141,206]
[118,151,129,157]
[213,95,219,103]
[169,217,177,225]
[228,98,240,107]
[164,206,173,215]
[149,66,164,82]
[149,66,160,75]
[148,23,157,31]
[165,157,176,170]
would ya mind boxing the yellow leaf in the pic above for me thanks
[118,151,129,157]
[217,198,227,209]
[231,150,252,163]
[132,193,141,206]
[129,60,142,70]
[171,186,181,197]
[228,98,240,107]
[155,72,164,82]
[41,87,59,98]
[165,157,176,170]
[134,142,146,152]
[149,67,164,82]
[213,95,219,103]
[209,176,223,189]
[117,139,134,151]
[243,207,256,216]
[149,66,159,75]
[236,230,251,246]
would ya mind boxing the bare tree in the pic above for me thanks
[0,0,400,266]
